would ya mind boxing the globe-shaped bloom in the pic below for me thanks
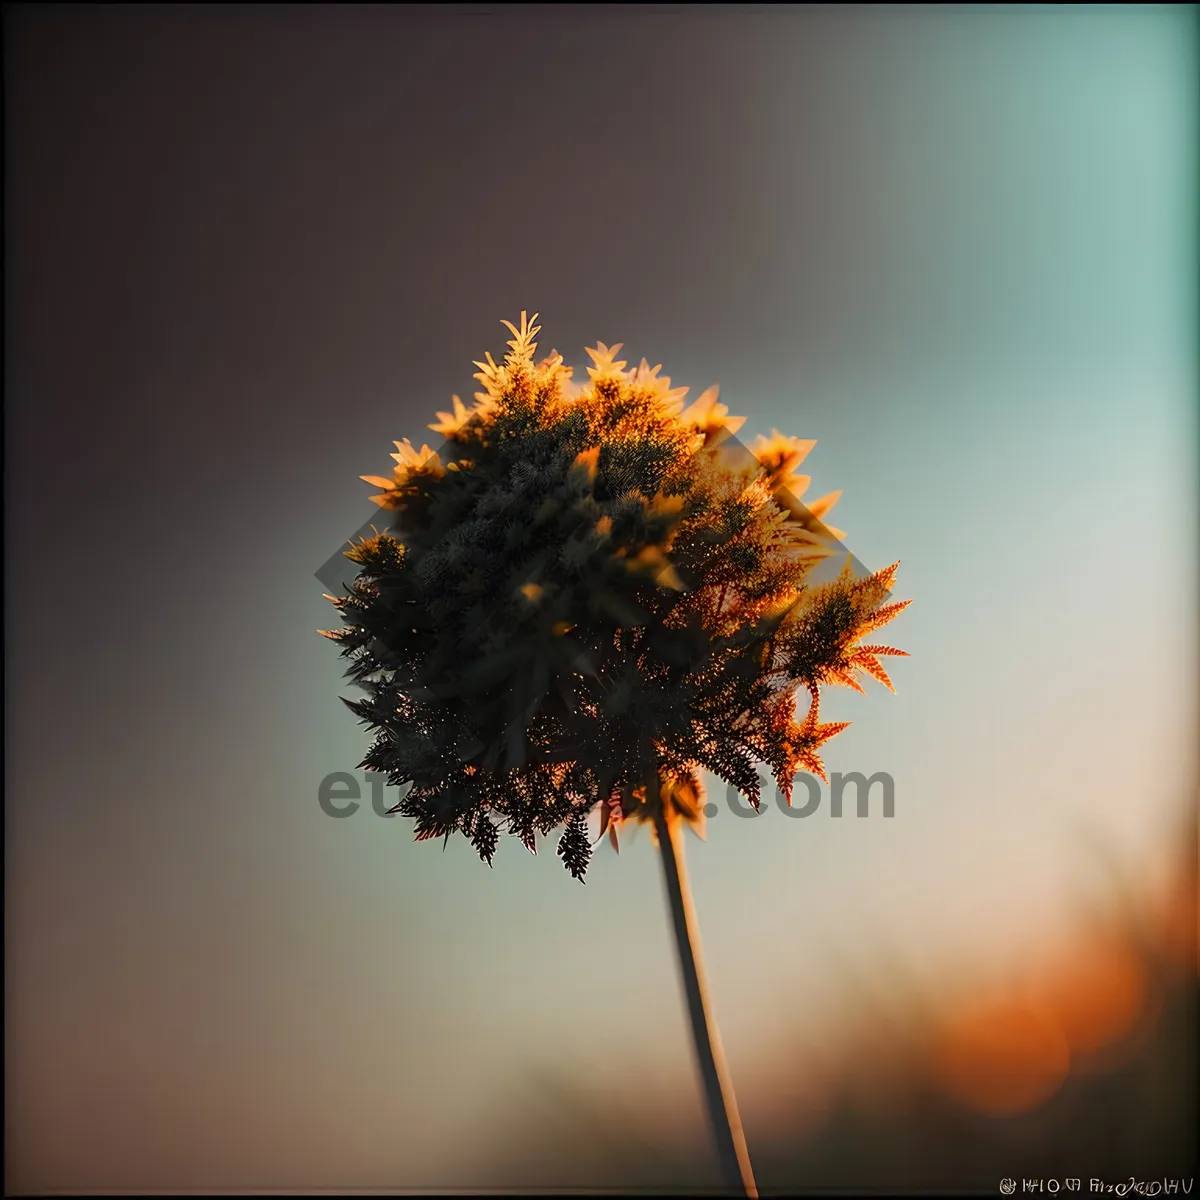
[322,314,909,879]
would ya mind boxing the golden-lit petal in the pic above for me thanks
[429,393,472,436]
[779,474,811,499]
[502,312,541,358]
[826,668,866,694]
[680,384,721,424]
[585,352,628,382]
[814,719,852,743]
[752,431,817,470]
[871,561,901,593]
[360,475,395,489]
[748,430,775,455]
[806,490,842,520]
[854,654,895,692]
[660,385,690,414]
[860,598,913,635]
[795,750,830,784]
[586,341,625,367]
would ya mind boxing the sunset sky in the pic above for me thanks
[6,5,1196,1192]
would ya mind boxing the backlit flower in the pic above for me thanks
[324,315,909,879]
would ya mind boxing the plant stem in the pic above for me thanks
[653,802,758,1197]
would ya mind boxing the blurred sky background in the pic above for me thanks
[6,4,1196,1193]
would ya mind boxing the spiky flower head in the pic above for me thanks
[322,314,909,880]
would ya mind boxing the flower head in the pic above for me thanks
[323,316,909,880]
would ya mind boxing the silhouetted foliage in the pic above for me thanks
[322,315,908,879]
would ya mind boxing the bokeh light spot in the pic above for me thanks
[934,997,1071,1116]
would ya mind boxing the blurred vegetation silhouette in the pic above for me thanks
[470,803,1197,1195]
